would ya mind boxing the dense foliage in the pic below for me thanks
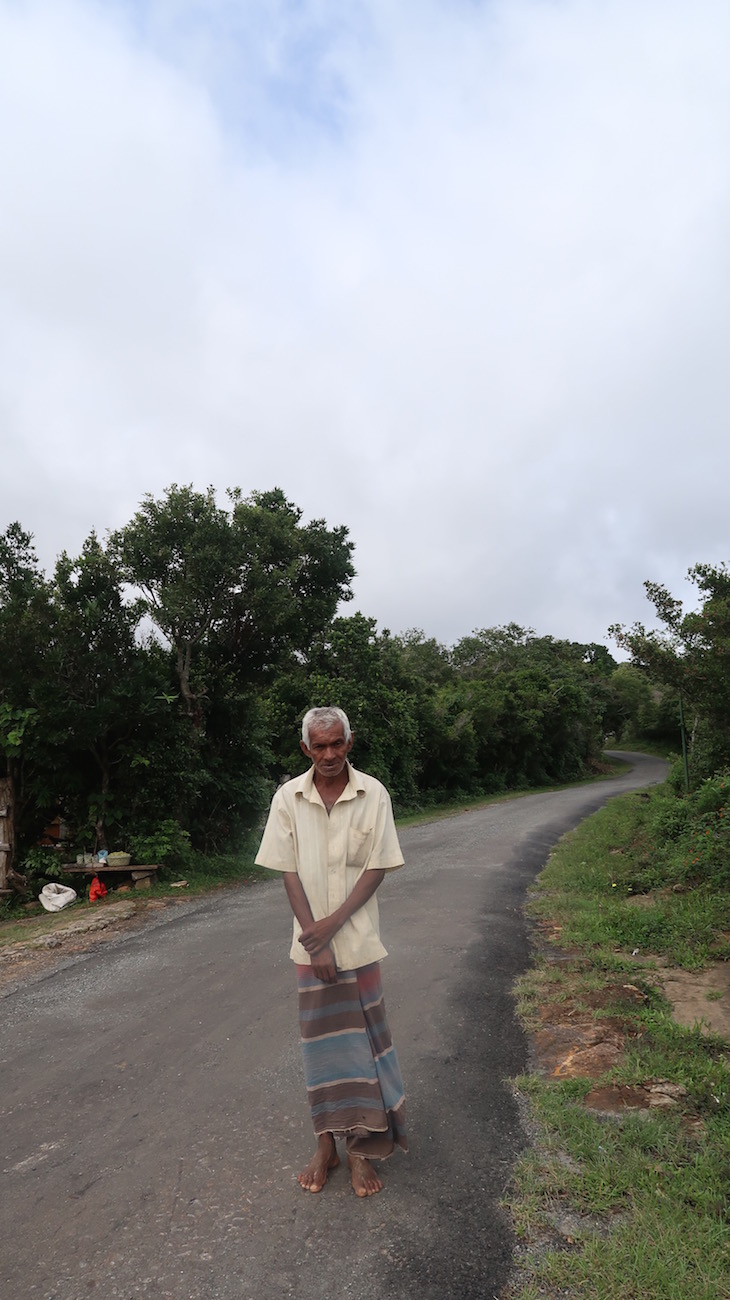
[0,485,666,888]
[0,486,355,882]
[611,563,730,782]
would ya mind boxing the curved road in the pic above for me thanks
[1,753,666,1300]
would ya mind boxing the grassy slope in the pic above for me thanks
[505,787,730,1300]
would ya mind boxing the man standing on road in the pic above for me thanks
[255,706,408,1197]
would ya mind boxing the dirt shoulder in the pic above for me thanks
[527,930,730,1088]
[0,895,203,996]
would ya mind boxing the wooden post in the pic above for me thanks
[0,776,12,893]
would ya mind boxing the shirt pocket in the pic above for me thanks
[347,825,374,871]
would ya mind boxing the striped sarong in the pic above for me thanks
[296,961,408,1160]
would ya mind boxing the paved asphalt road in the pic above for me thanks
[2,753,666,1300]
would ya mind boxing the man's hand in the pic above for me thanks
[299,916,338,955]
[311,948,337,984]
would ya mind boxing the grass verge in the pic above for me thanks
[504,785,730,1300]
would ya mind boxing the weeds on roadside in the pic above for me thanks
[527,780,730,970]
[507,1073,730,1300]
[508,1073,730,1298]
[506,780,730,1300]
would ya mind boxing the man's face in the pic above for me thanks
[301,722,353,779]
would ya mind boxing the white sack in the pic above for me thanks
[39,881,77,912]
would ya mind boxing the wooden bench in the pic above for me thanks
[61,864,160,890]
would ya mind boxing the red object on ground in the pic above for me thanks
[89,875,107,901]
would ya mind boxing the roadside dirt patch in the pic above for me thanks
[0,881,257,997]
[530,980,650,1079]
[0,899,172,995]
[583,1080,689,1113]
[580,982,648,1011]
[534,1018,626,1078]
[528,962,730,1110]
[659,962,730,1039]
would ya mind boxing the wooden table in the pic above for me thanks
[61,864,160,890]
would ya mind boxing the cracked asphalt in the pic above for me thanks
[1,753,666,1300]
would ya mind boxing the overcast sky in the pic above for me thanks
[2,0,728,649]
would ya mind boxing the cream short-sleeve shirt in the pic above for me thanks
[255,763,404,970]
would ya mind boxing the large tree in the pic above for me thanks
[111,484,355,725]
[0,525,53,885]
[41,532,157,849]
[111,485,242,727]
[611,563,730,780]
[450,625,612,788]
[110,485,356,846]
[263,613,421,805]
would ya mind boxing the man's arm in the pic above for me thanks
[298,869,386,958]
[282,873,339,985]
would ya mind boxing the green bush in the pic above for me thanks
[694,770,730,816]
[648,782,692,841]
[129,819,193,871]
[648,769,730,889]
[20,845,67,891]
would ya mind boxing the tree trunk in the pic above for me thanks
[176,641,204,730]
[0,773,14,892]
[95,751,110,851]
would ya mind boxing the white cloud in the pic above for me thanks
[1,0,728,646]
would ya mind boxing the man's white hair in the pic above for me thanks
[302,706,352,748]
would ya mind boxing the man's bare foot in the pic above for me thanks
[297,1134,339,1193]
[348,1153,383,1197]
